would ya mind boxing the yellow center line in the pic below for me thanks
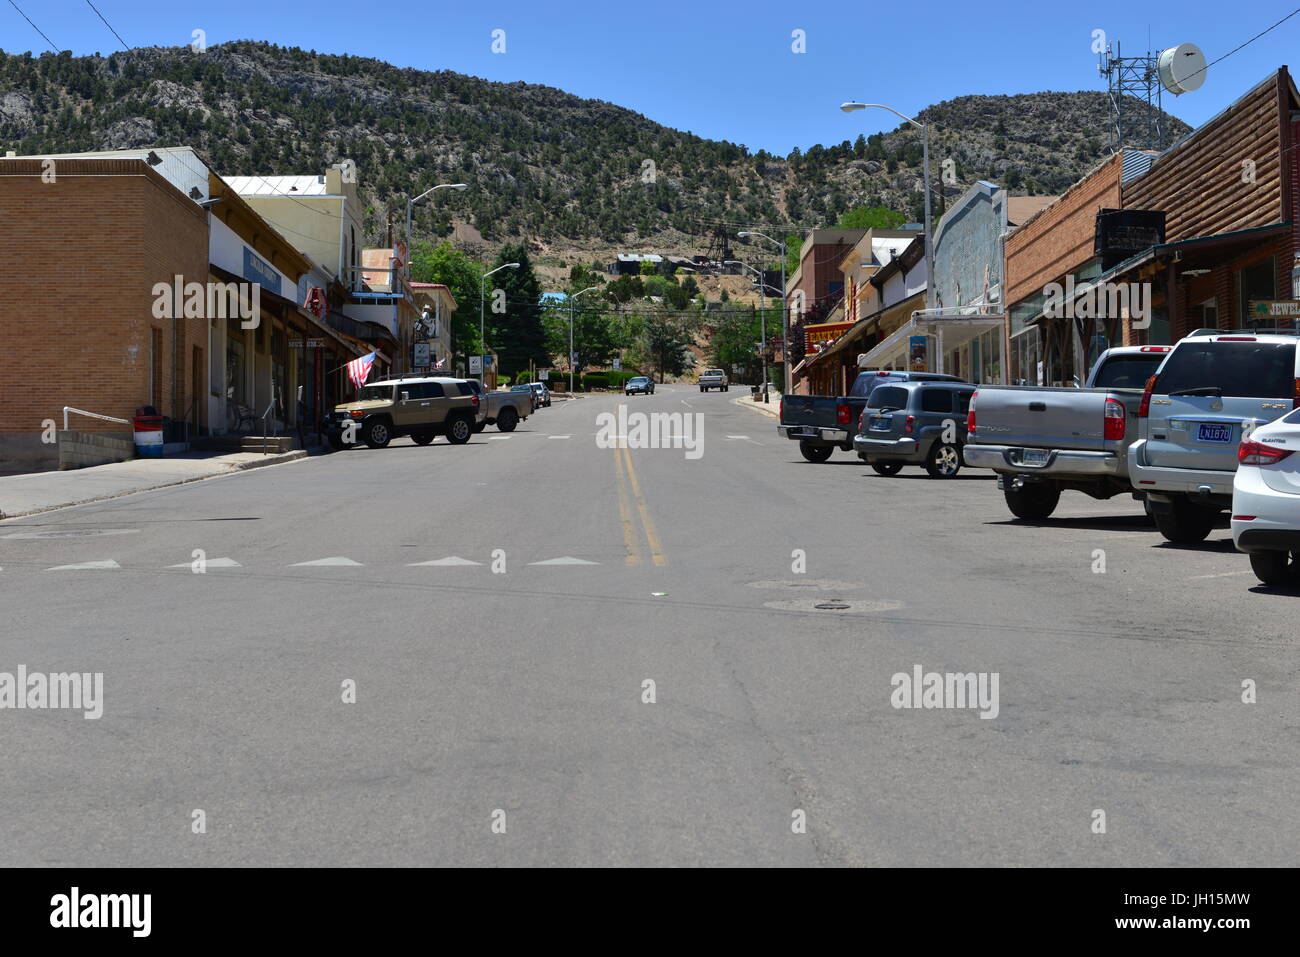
[612,440,642,566]
[619,444,668,567]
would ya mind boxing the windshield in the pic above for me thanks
[630,377,649,384]
[1091,354,1166,389]
[703,369,724,377]
[357,384,393,401]
[866,386,910,411]
[1157,341,1295,399]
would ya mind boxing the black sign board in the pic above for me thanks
[1095,208,1166,269]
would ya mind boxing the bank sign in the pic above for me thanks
[803,321,853,356]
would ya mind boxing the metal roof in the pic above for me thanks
[223,175,330,197]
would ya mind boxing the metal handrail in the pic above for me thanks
[260,402,275,455]
[63,407,130,431]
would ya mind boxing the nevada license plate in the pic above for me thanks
[795,428,816,437]
[1022,448,1050,466]
[1197,423,1233,443]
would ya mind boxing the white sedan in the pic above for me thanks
[1231,408,1300,585]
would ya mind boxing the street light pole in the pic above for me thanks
[480,262,520,383]
[405,183,467,276]
[738,231,789,394]
[839,103,934,310]
[569,286,601,393]
[725,260,780,401]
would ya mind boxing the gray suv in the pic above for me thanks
[1129,330,1300,542]
[853,381,977,478]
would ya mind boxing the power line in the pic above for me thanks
[83,0,129,52]
[6,0,57,52]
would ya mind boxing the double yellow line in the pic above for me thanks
[613,443,667,566]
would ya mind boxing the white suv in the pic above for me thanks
[1129,330,1300,542]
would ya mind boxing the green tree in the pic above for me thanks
[487,243,547,377]
[643,308,696,381]
[837,205,906,229]
[409,240,483,355]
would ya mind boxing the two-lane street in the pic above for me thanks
[2,390,1295,866]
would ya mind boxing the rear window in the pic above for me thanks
[1157,341,1296,399]
[954,390,975,414]
[920,389,952,413]
[1091,354,1165,389]
[851,373,898,397]
[867,386,909,410]
[703,369,724,377]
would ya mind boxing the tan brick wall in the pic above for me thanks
[0,160,208,444]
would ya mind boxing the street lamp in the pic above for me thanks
[569,286,601,393]
[840,102,934,310]
[405,183,467,274]
[480,262,520,382]
[725,261,780,401]
[738,230,789,393]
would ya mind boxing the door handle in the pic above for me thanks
[1028,402,1046,412]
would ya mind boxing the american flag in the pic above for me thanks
[347,351,377,389]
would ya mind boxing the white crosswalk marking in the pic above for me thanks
[528,556,600,565]
[168,558,241,568]
[488,435,512,441]
[548,435,571,439]
[408,556,483,566]
[291,557,363,566]
[46,560,120,570]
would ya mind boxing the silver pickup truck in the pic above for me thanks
[963,346,1171,520]
[465,380,532,432]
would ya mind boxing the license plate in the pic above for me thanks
[794,428,816,437]
[1197,423,1234,444]
[870,417,890,430]
[1022,448,1050,466]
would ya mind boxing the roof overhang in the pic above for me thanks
[858,313,1004,369]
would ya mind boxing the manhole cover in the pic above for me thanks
[2,528,140,540]
[747,579,865,591]
[763,598,902,613]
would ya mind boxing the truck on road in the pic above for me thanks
[778,369,963,463]
[962,346,1171,519]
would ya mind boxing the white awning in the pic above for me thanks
[858,313,1003,373]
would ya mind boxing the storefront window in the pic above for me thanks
[226,333,246,406]
[1011,327,1041,385]
[1239,256,1276,328]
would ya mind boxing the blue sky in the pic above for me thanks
[4,1,1300,154]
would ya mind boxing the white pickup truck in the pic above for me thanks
[963,346,1171,520]
[698,369,729,392]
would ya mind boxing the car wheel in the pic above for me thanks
[872,461,904,476]
[700,386,705,392]
[799,441,834,463]
[472,421,487,433]
[497,407,519,432]
[327,434,346,451]
[445,415,473,445]
[1153,499,1218,544]
[1003,482,1061,521]
[363,421,391,449]
[411,432,435,446]
[1248,550,1300,585]
[924,442,962,478]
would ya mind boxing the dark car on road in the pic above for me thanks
[853,381,977,478]
[625,376,655,395]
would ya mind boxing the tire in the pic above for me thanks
[445,415,473,445]
[411,432,435,446]
[799,441,834,463]
[924,441,962,478]
[724,385,729,392]
[473,421,487,433]
[1153,499,1219,544]
[1248,550,1300,586]
[872,461,904,476]
[363,421,392,449]
[700,386,705,392]
[1003,482,1061,521]
[327,434,346,451]
[497,407,519,432]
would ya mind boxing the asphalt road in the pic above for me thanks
[1,387,1296,866]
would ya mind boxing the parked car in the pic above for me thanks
[778,369,964,463]
[529,382,551,407]
[962,346,1171,519]
[1231,407,1300,584]
[698,369,729,392]
[1130,330,1300,542]
[853,381,977,477]
[324,375,480,448]
[510,383,540,411]
[626,376,655,395]
[464,379,532,432]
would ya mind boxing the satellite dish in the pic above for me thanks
[1158,43,1207,95]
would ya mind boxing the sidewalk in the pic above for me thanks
[0,449,308,520]
[732,391,781,419]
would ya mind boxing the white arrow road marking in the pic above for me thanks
[548,435,571,439]
[168,558,241,568]
[46,560,120,570]
[528,556,600,565]
[291,557,363,566]
[409,556,483,566]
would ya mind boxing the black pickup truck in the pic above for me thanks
[778,369,965,462]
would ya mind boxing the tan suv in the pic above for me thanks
[325,376,481,449]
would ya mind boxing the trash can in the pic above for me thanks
[132,411,164,457]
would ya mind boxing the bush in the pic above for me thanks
[582,373,609,391]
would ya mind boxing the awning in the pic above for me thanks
[857,310,1003,373]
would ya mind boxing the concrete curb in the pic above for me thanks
[733,395,781,419]
[0,449,309,522]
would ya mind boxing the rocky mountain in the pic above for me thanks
[0,42,1190,259]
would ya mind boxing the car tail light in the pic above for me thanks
[1293,378,1300,410]
[1138,374,1159,418]
[967,392,978,435]
[471,394,480,407]
[1139,345,1171,352]
[1232,515,1257,521]
[836,402,851,425]
[349,410,364,419]
[779,398,784,419]
[1238,439,1293,465]
[904,414,915,434]
[1103,396,1126,441]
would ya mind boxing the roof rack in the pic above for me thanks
[1187,327,1300,337]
